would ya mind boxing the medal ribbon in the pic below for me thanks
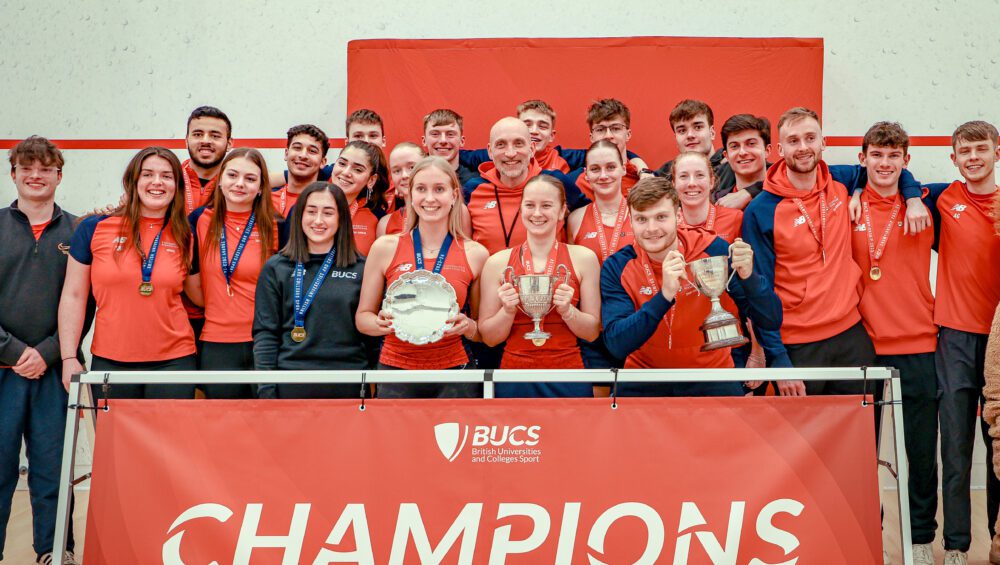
[792,193,827,263]
[220,211,256,292]
[636,247,677,350]
[140,224,166,286]
[520,241,558,275]
[293,248,336,329]
[862,195,901,269]
[678,204,716,231]
[591,198,630,261]
[412,228,454,274]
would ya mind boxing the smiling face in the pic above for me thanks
[724,129,770,178]
[348,122,386,147]
[520,179,566,237]
[422,122,464,164]
[330,146,376,201]
[672,154,713,210]
[186,116,231,169]
[300,189,339,250]
[861,145,910,192]
[951,138,1000,184]
[585,145,625,199]
[520,108,556,154]
[11,159,61,203]
[630,197,679,257]
[589,116,631,158]
[218,157,262,212]
[410,165,457,225]
[284,133,326,183]
[488,118,535,186]
[389,145,424,200]
[778,116,824,174]
[136,155,178,216]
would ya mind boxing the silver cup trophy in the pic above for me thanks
[504,264,569,346]
[687,256,749,351]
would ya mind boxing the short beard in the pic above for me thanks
[188,144,225,171]
[785,154,818,174]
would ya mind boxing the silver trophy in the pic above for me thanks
[504,264,569,346]
[687,256,749,352]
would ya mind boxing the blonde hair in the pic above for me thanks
[404,156,468,239]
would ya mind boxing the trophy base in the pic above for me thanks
[699,316,749,352]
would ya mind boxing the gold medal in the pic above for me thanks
[869,266,882,281]
[532,337,547,347]
[138,281,154,296]
[291,326,307,342]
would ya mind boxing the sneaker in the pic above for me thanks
[912,543,934,565]
[36,552,79,565]
[943,549,968,565]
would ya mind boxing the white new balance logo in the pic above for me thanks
[793,215,806,227]
[583,231,598,239]
[484,201,497,209]
[434,423,469,462]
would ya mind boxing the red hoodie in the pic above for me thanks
[762,161,861,344]
[466,161,544,254]
[534,146,570,173]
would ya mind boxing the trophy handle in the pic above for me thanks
[725,246,739,291]
[554,263,570,287]
[503,266,517,290]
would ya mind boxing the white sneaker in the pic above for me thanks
[943,549,968,565]
[911,543,934,565]
[36,552,78,565]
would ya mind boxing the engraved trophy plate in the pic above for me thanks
[688,256,749,352]
[505,264,569,346]
[382,270,459,345]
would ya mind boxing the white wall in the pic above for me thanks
[2,0,998,209]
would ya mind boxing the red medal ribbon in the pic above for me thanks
[792,193,827,264]
[635,246,681,350]
[678,204,716,232]
[590,198,630,262]
[520,241,558,275]
[862,194,901,271]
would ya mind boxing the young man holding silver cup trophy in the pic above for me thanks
[600,176,788,397]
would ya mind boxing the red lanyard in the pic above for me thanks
[792,193,827,264]
[678,204,716,231]
[862,195,901,281]
[520,241,558,275]
[590,198,630,261]
[636,247,680,350]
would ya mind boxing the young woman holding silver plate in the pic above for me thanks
[357,156,489,398]
[478,174,602,397]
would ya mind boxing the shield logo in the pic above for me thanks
[434,423,468,462]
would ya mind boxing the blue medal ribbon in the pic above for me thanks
[139,224,166,293]
[293,247,336,330]
[412,228,453,274]
[220,211,256,295]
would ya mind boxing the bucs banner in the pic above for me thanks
[84,396,881,564]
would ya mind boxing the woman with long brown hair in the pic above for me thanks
[58,146,197,398]
[328,140,391,254]
[185,148,279,398]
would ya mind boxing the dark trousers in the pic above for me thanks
[878,352,939,545]
[785,321,878,395]
[376,361,481,399]
[200,341,256,399]
[936,326,1000,551]
[0,367,74,558]
[90,355,198,399]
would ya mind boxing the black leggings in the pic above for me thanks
[200,341,256,399]
[90,354,198,399]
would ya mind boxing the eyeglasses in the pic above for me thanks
[16,165,60,176]
[591,124,628,136]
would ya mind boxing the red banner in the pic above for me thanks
[347,37,824,167]
[85,396,880,563]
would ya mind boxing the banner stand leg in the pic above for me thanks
[889,370,913,564]
[53,375,84,556]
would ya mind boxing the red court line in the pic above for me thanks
[0,136,951,150]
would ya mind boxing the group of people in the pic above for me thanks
[2,97,999,565]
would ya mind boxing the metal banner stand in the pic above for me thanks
[51,367,911,564]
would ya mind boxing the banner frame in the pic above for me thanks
[53,367,911,564]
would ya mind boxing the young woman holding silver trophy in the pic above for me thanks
[357,156,489,398]
[478,174,602,397]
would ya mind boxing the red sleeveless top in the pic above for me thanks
[501,242,584,369]
[573,201,635,264]
[385,208,406,236]
[379,232,473,369]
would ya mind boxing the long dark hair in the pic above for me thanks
[206,147,278,264]
[110,147,192,270]
[280,182,359,267]
[342,140,391,214]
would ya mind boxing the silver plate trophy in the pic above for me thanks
[504,264,569,346]
[687,256,750,351]
[382,270,459,345]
